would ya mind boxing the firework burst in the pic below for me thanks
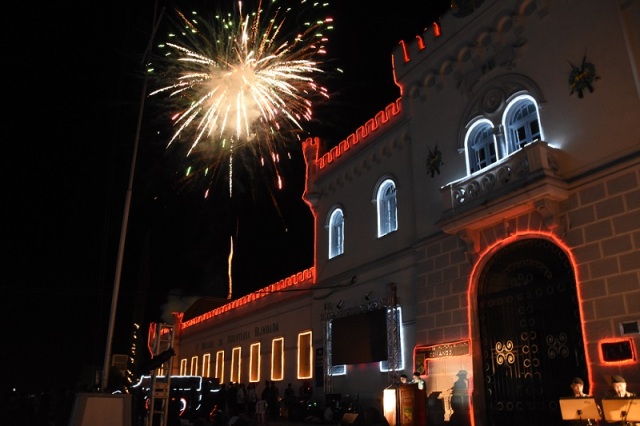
[149,0,332,194]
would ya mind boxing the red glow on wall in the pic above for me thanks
[399,40,410,64]
[398,23,441,64]
[432,22,441,37]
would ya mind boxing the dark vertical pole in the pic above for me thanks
[101,2,165,391]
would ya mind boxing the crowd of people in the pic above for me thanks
[205,380,314,426]
[567,374,637,426]
[0,386,76,426]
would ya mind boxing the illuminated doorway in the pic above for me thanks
[477,238,587,426]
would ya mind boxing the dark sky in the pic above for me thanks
[3,0,450,394]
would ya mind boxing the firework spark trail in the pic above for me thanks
[227,235,234,300]
[149,0,332,191]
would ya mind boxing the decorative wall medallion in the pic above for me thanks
[569,56,600,98]
[426,145,443,177]
[482,88,505,114]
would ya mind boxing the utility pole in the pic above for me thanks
[101,2,165,391]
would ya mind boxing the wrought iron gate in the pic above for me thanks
[477,238,587,426]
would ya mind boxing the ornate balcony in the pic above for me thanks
[436,140,568,240]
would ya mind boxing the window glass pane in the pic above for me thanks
[216,351,225,384]
[297,331,313,379]
[467,123,496,173]
[191,356,199,376]
[231,347,241,383]
[506,98,541,153]
[378,180,398,237]
[330,365,346,376]
[272,338,284,381]
[250,343,261,383]
[329,209,344,258]
[530,120,540,137]
[202,353,211,377]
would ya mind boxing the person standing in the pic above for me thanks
[236,383,247,415]
[255,398,267,424]
[261,381,270,402]
[603,376,637,426]
[412,372,425,391]
[568,377,599,426]
[246,383,258,418]
[284,383,295,419]
[571,377,589,397]
[450,370,470,426]
[268,381,280,420]
[607,375,636,398]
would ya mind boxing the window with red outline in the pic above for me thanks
[250,343,261,383]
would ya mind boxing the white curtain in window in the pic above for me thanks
[377,180,397,237]
[329,209,344,258]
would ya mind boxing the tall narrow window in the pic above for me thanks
[190,356,199,376]
[202,353,211,377]
[180,358,188,376]
[377,179,398,237]
[297,331,313,379]
[272,338,284,381]
[250,343,261,383]
[215,351,225,384]
[503,95,542,154]
[231,347,241,383]
[328,208,344,259]
[465,119,497,174]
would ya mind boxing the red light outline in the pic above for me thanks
[466,230,593,426]
[597,337,637,365]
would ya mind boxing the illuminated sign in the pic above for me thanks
[417,340,470,359]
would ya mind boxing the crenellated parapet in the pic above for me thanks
[392,0,549,99]
[316,98,403,171]
[179,267,316,330]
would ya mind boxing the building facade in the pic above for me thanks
[171,2,640,426]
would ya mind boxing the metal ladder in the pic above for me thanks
[147,323,175,426]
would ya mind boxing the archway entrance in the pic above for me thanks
[477,238,587,426]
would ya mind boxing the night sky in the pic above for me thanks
[3,0,450,394]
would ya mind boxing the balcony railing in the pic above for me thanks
[438,140,568,231]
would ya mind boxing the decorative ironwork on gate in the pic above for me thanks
[477,238,587,426]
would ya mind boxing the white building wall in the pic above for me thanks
[175,1,640,424]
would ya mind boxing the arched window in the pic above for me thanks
[377,179,398,237]
[459,75,546,178]
[465,119,497,174]
[328,208,344,259]
[503,95,542,154]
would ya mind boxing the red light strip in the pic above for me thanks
[467,230,593,426]
[180,267,315,330]
[598,337,637,365]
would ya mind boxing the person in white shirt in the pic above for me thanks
[412,371,425,390]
